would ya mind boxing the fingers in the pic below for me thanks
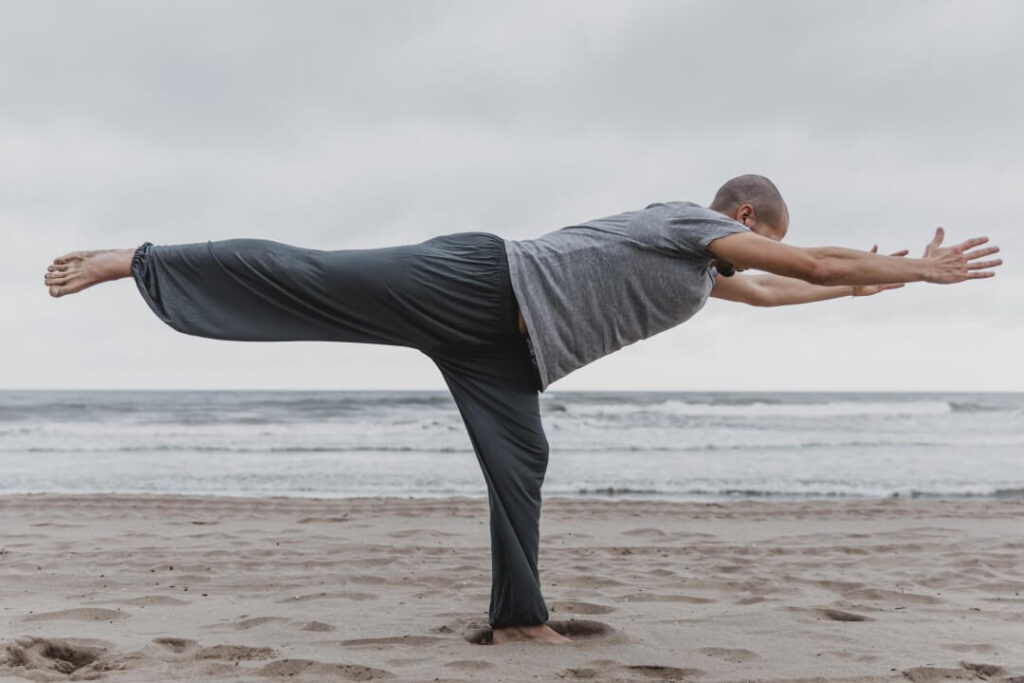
[962,245,1002,274]
[870,245,909,258]
[964,245,1000,261]
[954,236,989,253]
[965,270,996,279]
[929,227,945,248]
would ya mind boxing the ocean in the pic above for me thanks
[0,390,1021,501]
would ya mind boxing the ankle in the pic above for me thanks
[108,248,136,279]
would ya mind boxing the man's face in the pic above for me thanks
[747,216,788,243]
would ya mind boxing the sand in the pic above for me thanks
[1,494,1022,682]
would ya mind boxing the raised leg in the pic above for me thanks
[128,239,429,345]
[47,235,521,350]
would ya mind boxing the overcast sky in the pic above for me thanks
[2,0,1021,392]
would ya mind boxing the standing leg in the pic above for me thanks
[430,345,565,642]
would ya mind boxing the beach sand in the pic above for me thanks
[1,495,1022,682]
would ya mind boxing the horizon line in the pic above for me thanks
[2,387,1022,394]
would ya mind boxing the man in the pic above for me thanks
[42,175,1001,645]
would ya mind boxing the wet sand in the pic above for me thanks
[1,495,1022,681]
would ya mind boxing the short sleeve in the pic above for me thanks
[664,202,750,259]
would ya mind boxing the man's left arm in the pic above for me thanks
[711,246,908,306]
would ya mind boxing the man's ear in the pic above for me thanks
[736,203,755,226]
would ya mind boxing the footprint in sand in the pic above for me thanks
[624,664,705,680]
[23,608,128,622]
[842,588,942,605]
[812,607,873,622]
[549,600,616,615]
[902,661,1005,682]
[341,635,445,648]
[561,661,704,681]
[1,637,109,676]
[233,616,288,630]
[621,527,668,537]
[462,619,616,645]
[734,596,765,605]
[699,647,760,663]
[958,662,1006,678]
[561,667,601,679]
[939,643,997,654]
[123,595,190,607]
[256,659,393,679]
[196,644,277,661]
[819,649,880,663]
[152,637,197,654]
[300,621,335,632]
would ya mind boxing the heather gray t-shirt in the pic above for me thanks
[504,201,749,391]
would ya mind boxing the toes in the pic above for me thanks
[48,286,62,298]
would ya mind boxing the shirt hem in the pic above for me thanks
[504,240,551,392]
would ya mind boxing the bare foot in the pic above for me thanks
[492,623,571,645]
[44,249,135,298]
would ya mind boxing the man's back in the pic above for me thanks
[504,201,748,390]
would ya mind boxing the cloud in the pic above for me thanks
[2,0,1020,390]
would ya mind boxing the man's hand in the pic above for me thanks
[921,227,1002,284]
[851,245,909,297]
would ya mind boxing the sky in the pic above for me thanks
[2,0,1022,392]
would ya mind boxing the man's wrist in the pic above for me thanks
[911,257,934,283]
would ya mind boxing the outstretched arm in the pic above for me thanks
[712,274,905,307]
[708,228,1001,286]
[711,246,908,306]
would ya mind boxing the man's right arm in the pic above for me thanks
[708,228,1001,286]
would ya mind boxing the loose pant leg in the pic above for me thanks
[131,236,515,349]
[430,343,550,629]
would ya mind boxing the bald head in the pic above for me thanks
[709,174,789,232]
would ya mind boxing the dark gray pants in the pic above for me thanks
[131,232,549,629]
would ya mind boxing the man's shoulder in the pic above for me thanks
[644,200,701,210]
[643,201,737,224]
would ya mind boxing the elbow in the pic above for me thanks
[803,258,842,286]
[745,280,779,307]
